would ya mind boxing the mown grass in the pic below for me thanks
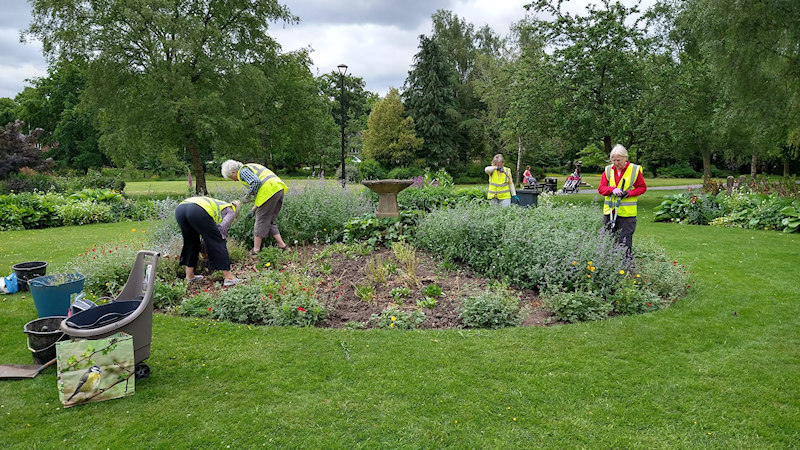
[1,206,798,447]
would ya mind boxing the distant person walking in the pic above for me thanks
[598,145,647,257]
[175,196,240,286]
[221,160,289,255]
[485,154,519,207]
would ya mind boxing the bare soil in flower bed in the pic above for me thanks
[185,245,552,329]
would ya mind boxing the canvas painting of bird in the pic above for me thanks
[67,365,102,403]
[56,333,136,407]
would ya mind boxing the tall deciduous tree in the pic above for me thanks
[26,0,294,194]
[525,0,654,156]
[362,88,423,168]
[319,72,377,160]
[678,0,800,176]
[0,98,18,127]
[403,35,458,168]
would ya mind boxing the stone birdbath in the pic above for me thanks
[361,179,414,218]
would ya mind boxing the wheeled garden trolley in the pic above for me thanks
[60,250,160,379]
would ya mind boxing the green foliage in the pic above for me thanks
[656,191,800,231]
[421,284,443,298]
[423,167,454,187]
[175,292,213,318]
[353,284,375,303]
[386,166,424,180]
[542,289,612,323]
[228,180,372,245]
[608,279,666,315]
[362,88,423,168]
[256,247,289,270]
[460,284,527,329]
[370,306,425,329]
[153,278,188,310]
[357,159,387,181]
[416,297,437,309]
[780,206,800,233]
[343,213,418,248]
[0,192,62,230]
[397,185,485,212]
[389,286,411,304]
[67,188,122,203]
[207,284,274,325]
[656,162,701,178]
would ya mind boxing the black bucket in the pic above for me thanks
[12,261,48,292]
[24,316,67,365]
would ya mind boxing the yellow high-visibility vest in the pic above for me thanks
[487,167,512,200]
[603,163,641,217]
[239,164,288,207]
[182,196,236,224]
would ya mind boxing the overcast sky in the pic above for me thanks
[0,0,652,99]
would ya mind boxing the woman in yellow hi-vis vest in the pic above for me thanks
[221,160,288,255]
[175,196,241,286]
[484,154,519,207]
[598,145,647,257]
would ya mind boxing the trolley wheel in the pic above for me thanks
[135,362,151,380]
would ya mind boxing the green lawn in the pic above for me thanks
[1,209,798,447]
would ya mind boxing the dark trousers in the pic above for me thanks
[603,214,637,258]
[175,203,230,271]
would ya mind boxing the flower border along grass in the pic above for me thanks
[1,213,798,446]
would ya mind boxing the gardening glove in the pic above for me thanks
[620,191,629,199]
[513,195,520,203]
[612,188,624,197]
[246,206,256,219]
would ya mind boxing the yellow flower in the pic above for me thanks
[572,261,577,265]
[513,417,517,421]
[587,261,593,265]
[131,228,137,232]
[636,274,641,278]
[587,274,591,278]
[389,323,395,328]
[589,266,596,272]
[619,270,625,275]
[390,316,397,321]
[265,262,271,267]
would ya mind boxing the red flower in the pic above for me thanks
[92,248,96,252]
[208,307,212,311]
[297,307,306,312]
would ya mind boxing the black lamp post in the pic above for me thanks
[337,63,348,188]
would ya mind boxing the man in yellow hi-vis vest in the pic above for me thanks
[484,154,519,207]
[221,160,289,255]
[598,145,647,257]
[175,196,241,286]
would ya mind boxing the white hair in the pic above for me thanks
[492,154,504,164]
[610,145,629,159]
[221,160,243,180]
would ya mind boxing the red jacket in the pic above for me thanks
[598,162,647,198]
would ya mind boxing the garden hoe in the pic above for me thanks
[608,179,626,231]
[0,358,56,380]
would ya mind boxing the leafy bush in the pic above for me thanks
[542,290,612,323]
[0,193,62,230]
[397,186,485,212]
[358,159,387,181]
[176,292,214,318]
[656,162,700,178]
[460,285,527,329]
[55,200,114,226]
[343,213,419,248]
[608,280,665,315]
[153,278,188,310]
[370,306,425,329]
[656,191,799,232]
[387,167,423,179]
[208,284,273,324]
[0,172,61,194]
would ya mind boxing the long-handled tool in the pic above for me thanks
[0,358,56,380]
[608,179,626,231]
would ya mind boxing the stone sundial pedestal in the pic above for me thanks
[361,179,414,218]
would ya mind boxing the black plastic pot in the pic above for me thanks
[11,261,48,292]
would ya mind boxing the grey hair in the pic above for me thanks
[610,145,628,159]
[492,154,504,164]
[221,160,243,180]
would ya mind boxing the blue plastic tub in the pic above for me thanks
[28,273,86,318]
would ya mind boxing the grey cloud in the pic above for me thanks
[0,0,33,29]
[0,29,43,66]
[282,0,454,29]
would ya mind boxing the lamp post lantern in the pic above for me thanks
[337,64,348,188]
